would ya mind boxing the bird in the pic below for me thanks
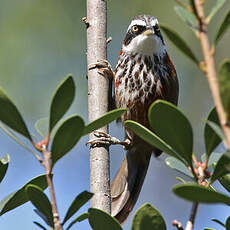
[111,14,179,224]
[88,14,179,224]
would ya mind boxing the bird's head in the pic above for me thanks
[122,15,166,57]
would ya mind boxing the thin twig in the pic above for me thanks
[41,145,63,230]
[172,220,184,230]
[175,0,193,13]
[194,0,230,150]
[185,203,199,230]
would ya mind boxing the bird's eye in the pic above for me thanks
[132,25,139,32]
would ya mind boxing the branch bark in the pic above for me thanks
[86,0,111,213]
[194,0,230,150]
[41,145,62,230]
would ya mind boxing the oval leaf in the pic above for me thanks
[35,118,49,138]
[160,25,199,65]
[0,87,32,141]
[174,6,197,32]
[26,185,53,227]
[0,174,48,215]
[131,203,166,230]
[211,218,225,228]
[201,152,221,167]
[33,221,47,230]
[0,154,10,183]
[124,120,185,164]
[66,213,89,230]
[51,115,84,167]
[165,157,193,177]
[219,60,230,119]
[88,208,122,230]
[219,175,230,193]
[204,107,222,157]
[226,216,230,230]
[215,10,230,45]
[63,191,93,225]
[49,75,75,133]
[83,108,127,135]
[173,183,230,205]
[207,0,226,23]
[149,100,193,166]
[211,152,230,183]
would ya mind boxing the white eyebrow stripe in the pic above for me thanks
[150,18,159,27]
[127,19,146,31]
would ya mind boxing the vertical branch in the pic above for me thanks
[86,0,111,213]
[194,0,230,150]
[41,145,62,230]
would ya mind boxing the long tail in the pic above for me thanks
[111,145,151,224]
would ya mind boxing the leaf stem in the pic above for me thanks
[194,0,230,150]
[41,145,63,230]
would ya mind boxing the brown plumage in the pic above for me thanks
[111,15,179,224]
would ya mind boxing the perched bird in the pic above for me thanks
[88,14,179,224]
[111,15,179,224]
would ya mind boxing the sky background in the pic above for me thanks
[0,0,230,229]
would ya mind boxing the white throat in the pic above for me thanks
[122,33,166,57]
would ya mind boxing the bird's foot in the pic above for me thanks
[88,59,114,79]
[86,131,131,150]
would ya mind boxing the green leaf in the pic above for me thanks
[49,75,75,133]
[174,6,197,31]
[83,108,127,135]
[88,208,122,230]
[165,157,193,177]
[0,174,48,215]
[218,174,230,193]
[63,191,93,225]
[226,216,230,230]
[201,152,221,167]
[149,100,193,166]
[0,124,40,160]
[210,152,230,183]
[211,218,225,228]
[219,60,230,119]
[0,87,32,141]
[35,118,49,138]
[173,183,230,205]
[160,25,199,65]
[33,221,47,230]
[204,107,222,157]
[66,213,89,230]
[124,120,185,164]
[0,154,10,183]
[204,228,215,230]
[26,185,53,227]
[215,10,230,45]
[51,115,84,167]
[176,177,187,183]
[34,209,51,227]
[131,203,166,230]
[206,121,225,141]
[207,0,226,23]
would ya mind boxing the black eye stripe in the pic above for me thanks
[131,25,146,34]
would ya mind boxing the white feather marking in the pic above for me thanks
[122,33,165,56]
[127,19,146,31]
[150,18,159,27]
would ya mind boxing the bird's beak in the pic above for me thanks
[143,29,154,36]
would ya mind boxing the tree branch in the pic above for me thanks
[86,0,111,213]
[194,0,230,150]
[41,145,62,230]
[185,202,199,230]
